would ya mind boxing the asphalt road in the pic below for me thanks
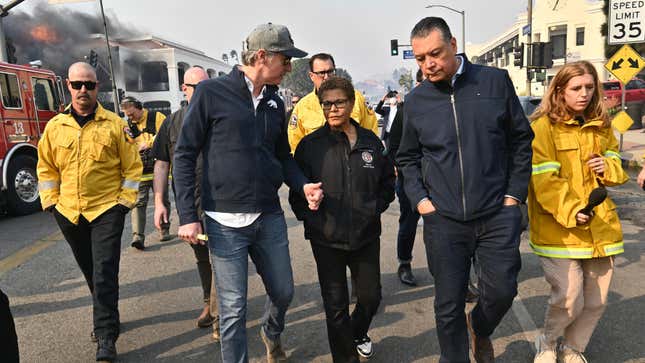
[1,178,644,363]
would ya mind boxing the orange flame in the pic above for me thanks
[30,25,60,43]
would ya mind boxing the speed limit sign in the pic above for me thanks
[609,0,645,44]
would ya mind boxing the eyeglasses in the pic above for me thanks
[267,52,292,66]
[69,80,97,90]
[184,83,198,88]
[311,69,336,77]
[321,99,349,111]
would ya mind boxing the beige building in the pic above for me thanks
[467,0,606,96]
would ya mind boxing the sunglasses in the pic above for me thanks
[267,52,292,66]
[69,80,97,90]
[311,69,336,77]
[184,83,198,88]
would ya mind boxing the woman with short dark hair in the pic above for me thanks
[289,77,395,363]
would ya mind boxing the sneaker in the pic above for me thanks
[533,334,557,363]
[355,335,374,358]
[160,229,172,241]
[260,327,287,363]
[560,345,588,363]
[96,337,116,362]
[466,312,494,363]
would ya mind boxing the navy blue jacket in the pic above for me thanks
[396,55,534,222]
[173,67,308,225]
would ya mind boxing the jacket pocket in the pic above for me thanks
[89,132,113,162]
[55,136,75,166]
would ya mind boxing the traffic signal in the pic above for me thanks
[390,39,399,56]
[531,42,553,69]
[88,50,98,68]
[513,43,524,68]
[117,88,125,103]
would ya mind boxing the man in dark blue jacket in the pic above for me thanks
[397,17,534,363]
[173,23,323,363]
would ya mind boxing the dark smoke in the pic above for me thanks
[4,0,141,77]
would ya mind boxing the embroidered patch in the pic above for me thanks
[123,126,134,139]
[267,99,278,109]
[361,151,373,163]
[288,114,298,129]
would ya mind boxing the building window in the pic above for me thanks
[576,27,585,46]
[551,33,567,59]
[125,61,170,92]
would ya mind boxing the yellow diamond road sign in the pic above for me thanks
[605,45,645,85]
[611,110,634,134]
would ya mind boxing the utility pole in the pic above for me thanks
[98,0,120,114]
[526,0,533,97]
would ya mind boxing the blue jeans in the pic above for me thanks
[205,211,294,363]
[396,174,420,264]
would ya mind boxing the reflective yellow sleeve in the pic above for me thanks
[117,124,143,208]
[529,119,584,228]
[599,129,628,186]
[288,104,306,154]
[36,125,60,210]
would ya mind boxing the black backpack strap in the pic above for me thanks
[144,110,157,135]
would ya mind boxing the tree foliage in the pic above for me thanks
[398,72,414,92]
[281,58,353,96]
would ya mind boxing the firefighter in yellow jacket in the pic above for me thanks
[37,62,142,362]
[120,96,170,249]
[528,61,628,363]
[288,53,378,152]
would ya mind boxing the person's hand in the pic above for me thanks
[587,154,605,176]
[417,199,436,215]
[396,94,402,103]
[154,203,169,230]
[138,142,149,152]
[503,197,520,206]
[637,165,645,189]
[576,212,591,225]
[178,222,204,245]
[303,182,324,210]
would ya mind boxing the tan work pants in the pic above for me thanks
[540,256,614,352]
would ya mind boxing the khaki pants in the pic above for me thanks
[540,256,614,352]
[131,180,170,242]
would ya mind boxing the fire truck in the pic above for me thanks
[0,61,65,215]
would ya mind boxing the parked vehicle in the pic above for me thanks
[602,79,645,129]
[518,96,541,117]
[0,61,65,215]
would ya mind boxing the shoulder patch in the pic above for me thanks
[288,114,298,129]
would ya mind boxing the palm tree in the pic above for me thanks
[222,53,229,63]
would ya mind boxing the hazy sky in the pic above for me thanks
[21,0,529,81]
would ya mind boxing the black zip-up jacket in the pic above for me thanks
[173,67,308,225]
[396,55,534,222]
[289,120,395,250]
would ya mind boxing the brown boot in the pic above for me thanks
[211,317,220,342]
[466,312,495,363]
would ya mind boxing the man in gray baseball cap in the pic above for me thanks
[174,23,322,363]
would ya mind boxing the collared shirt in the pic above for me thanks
[386,105,397,133]
[204,75,264,228]
[451,55,465,87]
[70,104,97,128]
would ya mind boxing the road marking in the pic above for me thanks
[511,292,539,353]
[0,231,62,278]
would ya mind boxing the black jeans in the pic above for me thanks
[423,206,522,363]
[396,174,420,264]
[54,205,126,340]
[190,242,212,304]
[311,240,382,363]
[1,288,19,363]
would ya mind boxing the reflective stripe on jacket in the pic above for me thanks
[37,104,143,224]
[528,115,628,258]
[288,89,378,153]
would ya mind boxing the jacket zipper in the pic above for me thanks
[343,135,353,243]
[450,92,467,219]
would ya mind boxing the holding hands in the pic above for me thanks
[303,182,324,210]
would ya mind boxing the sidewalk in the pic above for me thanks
[617,128,645,171]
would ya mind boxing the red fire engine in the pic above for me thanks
[0,61,65,215]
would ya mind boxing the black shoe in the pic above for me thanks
[130,240,145,250]
[397,264,417,286]
[96,337,116,362]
